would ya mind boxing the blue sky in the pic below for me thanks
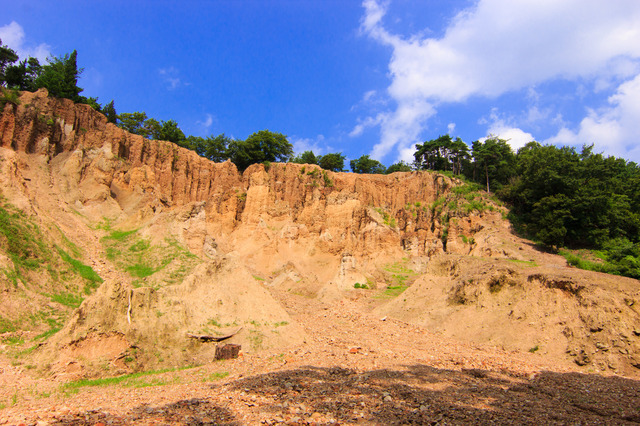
[2,0,640,165]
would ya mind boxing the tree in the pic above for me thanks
[317,152,345,172]
[0,39,19,86]
[153,120,185,143]
[4,57,41,91]
[142,118,162,139]
[35,50,84,102]
[385,161,413,174]
[449,137,471,175]
[102,100,117,124]
[292,150,318,165]
[117,111,149,135]
[227,130,292,171]
[80,96,101,111]
[350,154,386,174]
[414,135,469,174]
[504,142,640,250]
[471,137,515,193]
[182,134,231,162]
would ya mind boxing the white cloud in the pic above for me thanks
[349,113,387,137]
[158,67,184,90]
[371,98,435,160]
[359,0,640,160]
[486,126,535,151]
[481,108,536,150]
[350,89,388,113]
[447,122,456,134]
[196,113,216,131]
[362,90,376,103]
[291,135,328,156]
[202,114,214,128]
[525,106,549,125]
[545,73,640,162]
[0,21,51,63]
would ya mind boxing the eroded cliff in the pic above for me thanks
[1,89,639,378]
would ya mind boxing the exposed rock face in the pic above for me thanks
[1,90,639,378]
[0,89,499,261]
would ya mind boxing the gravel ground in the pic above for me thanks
[2,294,640,425]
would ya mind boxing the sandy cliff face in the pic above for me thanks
[1,90,639,378]
[0,89,463,256]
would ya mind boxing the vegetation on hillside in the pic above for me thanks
[0,198,102,337]
[413,135,640,279]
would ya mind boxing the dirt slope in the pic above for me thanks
[1,291,639,425]
[0,89,639,423]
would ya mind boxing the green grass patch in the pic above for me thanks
[460,235,476,245]
[56,247,102,284]
[14,344,39,358]
[376,259,417,298]
[34,326,61,341]
[208,318,223,328]
[560,249,612,274]
[202,371,229,382]
[0,87,20,108]
[125,263,156,278]
[0,316,16,333]
[374,207,397,228]
[48,292,84,308]
[0,200,49,271]
[1,335,24,346]
[104,229,138,241]
[61,366,195,393]
[451,182,482,195]
[381,285,408,298]
[53,225,82,258]
[101,227,199,285]
[463,199,493,214]
[507,259,538,267]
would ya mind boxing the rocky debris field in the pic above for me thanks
[2,294,640,425]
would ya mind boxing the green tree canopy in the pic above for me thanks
[117,111,149,136]
[102,100,117,124]
[4,58,41,91]
[153,119,185,143]
[385,161,413,174]
[35,50,84,102]
[471,137,515,193]
[227,130,292,171]
[181,134,231,163]
[0,39,19,86]
[291,150,319,165]
[317,152,345,172]
[350,154,386,174]
[414,135,470,175]
[502,142,640,251]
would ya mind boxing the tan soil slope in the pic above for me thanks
[0,89,639,381]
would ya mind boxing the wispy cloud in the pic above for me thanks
[0,21,51,63]
[478,108,535,150]
[158,67,186,90]
[349,113,387,137]
[290,135,329,156]
[358,0,640,161]
[545,73,640,161]
[195,113,216,133]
